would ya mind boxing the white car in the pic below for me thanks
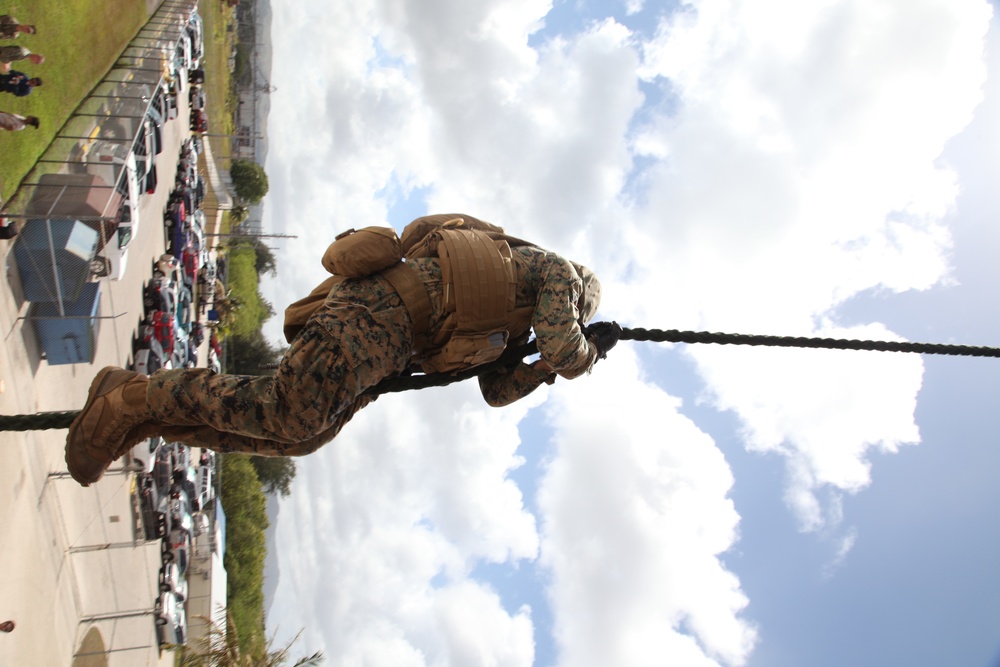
[92,152,141,281]
[129,436,163,475]
[154,590,187,646]
[175,32,193,71]
[186,13,204,67]
[159,560,189,602]
[133,334,169,375]
[197,462,214,510]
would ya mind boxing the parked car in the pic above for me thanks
[152,444,173,493]
[129,436,162,475]
[173,466,200,511]
[153,84,178,121]
[168,219,190,258]
[197,462,214,510]
[154,590,187,646]
[133,335,169,375]
[207,347,221,374]
[161,519,193,574]
[171,322,192,369]
[189,209,206,249]
[178,283,193,325]
[144,105,165,156]
[134,119,159,194]
[159,560,189,602]
[143,273,178,315]
[189,322,205,348]
[181,246,199,288]
[156,252,182,282]
[176,161,197,189]
[175,31,194,71]
[189,85,205,111]
[186,13,204,65]
[190,109,208,133]
[141,310,176,358]
[138,476,166,540]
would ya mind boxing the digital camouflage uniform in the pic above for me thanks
[145,238,598,457]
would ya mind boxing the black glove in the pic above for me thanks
[586,321,622,360]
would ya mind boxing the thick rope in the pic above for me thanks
[4,324,999,432]
[370,325,1000,396]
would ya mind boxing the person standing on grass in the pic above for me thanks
[0,111,39,131]
[0,46,43,72]
[0,15,35,40]
[0,70,41,97]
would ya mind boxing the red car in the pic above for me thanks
[142,310,176,357]
[190,109,207,133]
[181,246,199,286]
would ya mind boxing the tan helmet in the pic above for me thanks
[571,262,602,324]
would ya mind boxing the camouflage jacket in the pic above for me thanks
[405,244,598,406]
[284,237,598,408]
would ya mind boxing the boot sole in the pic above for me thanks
[65,366,121,486]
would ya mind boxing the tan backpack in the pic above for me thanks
[286,214,535,373]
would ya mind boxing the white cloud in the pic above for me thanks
[539,349,756,666]
[605,0,991,530]
[267,381,542,663]
[260,0,997,663]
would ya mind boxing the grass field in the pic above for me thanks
[0,0,148,198]
[0,0,238,208]
[195,0,236,236]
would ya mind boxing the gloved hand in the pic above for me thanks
[586,321,623,360]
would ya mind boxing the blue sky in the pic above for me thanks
[259,1,1000,665]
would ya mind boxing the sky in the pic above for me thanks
[257,1,1000,665]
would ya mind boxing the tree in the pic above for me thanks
[230,159,269,205]
[250,456,297,497]
[231,203,250,225]
[252,243,277,277]
[227,330,282,375]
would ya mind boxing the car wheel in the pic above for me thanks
[89,257,111,278]
[162,551,174,563]
[160,582,170,593]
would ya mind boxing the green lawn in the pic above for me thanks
[199,0,236,140]
[0,0,148,198]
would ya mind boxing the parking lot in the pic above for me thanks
[0,2,222,664]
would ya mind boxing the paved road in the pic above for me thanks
[0,80,201,666]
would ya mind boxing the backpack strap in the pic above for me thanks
[381,262,433,350]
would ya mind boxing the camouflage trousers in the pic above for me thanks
[146,277,414,457]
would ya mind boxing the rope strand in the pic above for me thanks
[3,324,997,432]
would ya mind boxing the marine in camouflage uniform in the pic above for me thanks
[145,243,598,456]
[65,215,611,485]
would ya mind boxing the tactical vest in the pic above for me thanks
[283,216,534,373]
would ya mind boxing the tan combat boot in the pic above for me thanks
[65,367,157,486]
